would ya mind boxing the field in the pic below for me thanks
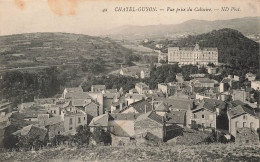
[0,144,259,162]
[0,33,132,72]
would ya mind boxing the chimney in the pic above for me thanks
[152,97,154,110]
[145,104,147,113]
[216,108,220,116]
[120,103,123,111]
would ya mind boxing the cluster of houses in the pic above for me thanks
[0,71,259,147]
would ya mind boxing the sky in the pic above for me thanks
[0,0,259,36]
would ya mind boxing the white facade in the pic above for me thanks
[251,81,260,91]
[168,44,218,65]
[228,114,259,138]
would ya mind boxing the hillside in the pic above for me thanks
[144,28,259,69]
[0,32,132,71]
[105,17,260,40]
[0,144,259,161]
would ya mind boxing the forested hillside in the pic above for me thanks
[143,28,259,69]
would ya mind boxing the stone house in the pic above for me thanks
[0,102,13,116]
[62,87,83,99]
[89,113,139,137]
[227,103,259,138]
[13,125,48,146]
[245,73,256,81]
[190,78,216,88]
[91,85,106,92]
[125,93,146,106]
[140,69,150,79]
[134,111,166,141]
[186,100,218,129]
[43,116,65,139]
[62,106,88,135]
[207,67,217,74]
[135,82,150,94]
[46,105,61,116]
[84,101,100,123]
[157,82,180,97]
[235,127,259,144]
[176,73,184,83]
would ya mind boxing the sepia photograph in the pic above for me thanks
[0,0,260,161]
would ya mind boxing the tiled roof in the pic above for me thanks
[155,102,170,112]
[109,113,139,120]
[122,100,152,113]
[228,105,257,119]
[192,78,215,83]
[193,99,226,112]
[221,78,232,83]
[230,100,247,107]
[65,92,91,100]
[65,87,83,93]
[105,89,118,93]
[22,109,49,118]
[166,111,186,125]
[136,82,149,88]
[72,99,91,107]
[66,92,91,99]
[44,116,63,126]
[125,93,146,100]
[13,125,48,142]
[89,114,109,127]
[135,111,164,125]
[162,98,193,111]
[203,98,226,110]
[38,114,49,121]
[195,101,215,112]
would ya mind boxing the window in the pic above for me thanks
[69,118,73,125]
[58,131,60,134]
[54,110,56,114]
[250,122,254,129]
[243,122,246,128]
[202,114,205,119]
[210,123,212,128]
[78,117,81,123]
[194,114,197,118]
[69,127,73,130]
[84,117,86,120]
[243,115,247,120]
[235,121,239,128]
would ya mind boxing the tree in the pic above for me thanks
[73,125,92,146]
[92,128,112,145]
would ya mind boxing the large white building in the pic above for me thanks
[168,43,218,65]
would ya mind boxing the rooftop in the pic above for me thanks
[228,104,256,119]
[92,85,106,89]
[166,111,186,125]
[121,100,152,113]
[135,111,164,125]
[155,102,170,112]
